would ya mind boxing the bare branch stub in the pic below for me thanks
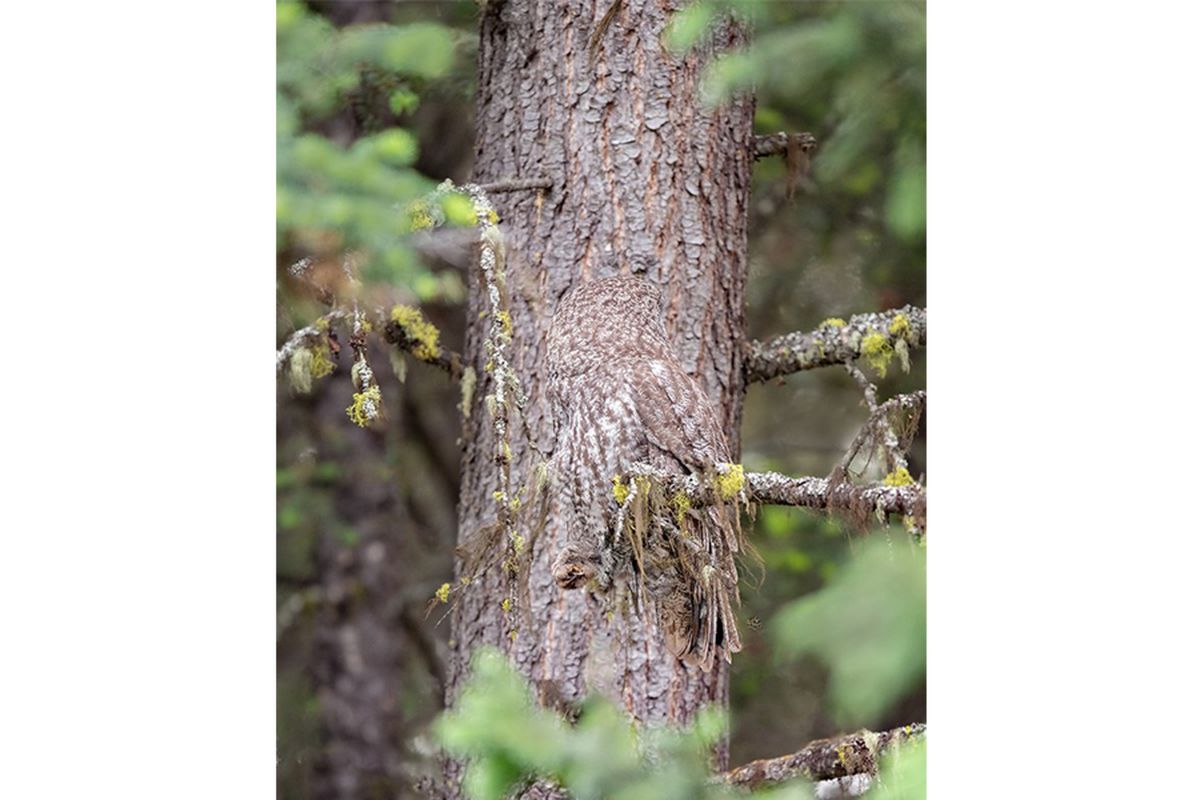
[746,305,927,383]
[754,131,818,159]
[719,723,926,788]
[474,176,552,193]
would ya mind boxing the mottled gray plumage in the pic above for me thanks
[546,276,742,671]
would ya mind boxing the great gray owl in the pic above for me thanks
[545,276,743,672]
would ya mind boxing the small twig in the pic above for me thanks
[843,363,879,413]
[719,723,926,788]
[381,319,465,380]
[834,391,926,482]
[474,176,553,194]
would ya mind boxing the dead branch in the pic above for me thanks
[719,723,926,788]
[746,305,927,383]
[381,318,465,380]
[754,131,818,159]
[474,176,553,193]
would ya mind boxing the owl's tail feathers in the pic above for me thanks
[664,582,742,673]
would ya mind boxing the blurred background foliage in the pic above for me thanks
[277,1,924,797]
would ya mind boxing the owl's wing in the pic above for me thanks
[634,359,731,470]
[630,358,743,671]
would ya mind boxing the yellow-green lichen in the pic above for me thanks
[714,464,745,500]
[435,582,451,603]
[309,343,335,379]
[346,385,382,428]
[477,208,500,226]
[390,305,441,361]
[822,318,847,328]
[884,467,914,487]
[861,332,894,377]
[407,201,435,232]
[496,310,513,341]
[888,313,911,339]
[670,492,692,528]
[612,475,630,505]
[511,534,525,554]
[500,597,513,613]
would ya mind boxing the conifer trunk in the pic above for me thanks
[446,0,754,784]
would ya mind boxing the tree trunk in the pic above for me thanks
[446,0,753,786]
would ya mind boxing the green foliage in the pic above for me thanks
[436,648,814,800]
[870,738,926,800]
[671,1,925,270]
[771,540,925,727]
[276,1,464,292]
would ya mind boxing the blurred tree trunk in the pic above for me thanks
[443,1,754,789]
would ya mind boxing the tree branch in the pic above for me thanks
[382,319,465,380]
[719,723,926,788]
[624,465,925,525]
[754,131,817,159]
[746,305,927,383]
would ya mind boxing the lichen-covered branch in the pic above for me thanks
[381,311,465,380]
[746,306,927,383]
[624,464,925,526]
[275,309,349,375]
[718,723,926,788]
[754,131,817,159]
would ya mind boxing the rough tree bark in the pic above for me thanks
[443,0,754,790]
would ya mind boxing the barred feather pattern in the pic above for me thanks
[546,276,742,672]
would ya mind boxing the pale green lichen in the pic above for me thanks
[459,366,476,418]
[884,467,914,487]
[288,348,314,394]
[390,305,441,361]
[346,385,382,428]
[612,474,630,505]
[435,582,451,603]
[714,464,745,500]
[861,332,894,377]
